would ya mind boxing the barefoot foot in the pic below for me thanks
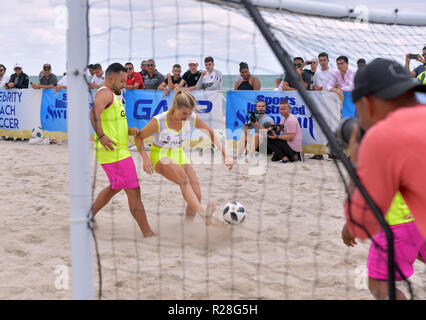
[204,200,216,225]
[143,230,156,237]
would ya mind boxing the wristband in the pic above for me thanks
[98,134,105,140]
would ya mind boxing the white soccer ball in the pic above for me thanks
[31,126,43,138]
[223,201,246,224]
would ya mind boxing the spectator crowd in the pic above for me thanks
[1,46,425,92]
[1,47,425,151]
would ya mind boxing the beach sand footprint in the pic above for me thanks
[21,234,45,244]
[5,247,28,258]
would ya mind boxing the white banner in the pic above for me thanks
[0,89,42,138]
[191,90,223,136]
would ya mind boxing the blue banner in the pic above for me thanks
[39,89,222,135]
[225,90,341,147]
[40,89,68,132]
[123,90,222,131]
[123,90,171,129]
[342,91,356,118]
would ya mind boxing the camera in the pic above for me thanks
[267,123,283,137]
[335,117,364,148]
[245,111,257,128]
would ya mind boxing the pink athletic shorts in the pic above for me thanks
[367,221,426,281]
[101,156,140,190]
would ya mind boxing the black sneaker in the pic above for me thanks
[271,156,281,162]
[328,153,340,160]
[309,154,324,160]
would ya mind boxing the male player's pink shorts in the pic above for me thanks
[367,221,426,281]
[101,156,140,190]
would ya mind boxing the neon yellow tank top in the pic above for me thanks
[385,191,414,226]
[417,71,426,85]
[94,87,131,164]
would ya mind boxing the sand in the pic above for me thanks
[0,140,424,300]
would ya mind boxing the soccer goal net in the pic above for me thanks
[67,0,426,300]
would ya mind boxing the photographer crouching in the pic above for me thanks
[238,99,274,159]
[267,98,302,163]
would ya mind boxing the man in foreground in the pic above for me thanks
[344,58,426,299]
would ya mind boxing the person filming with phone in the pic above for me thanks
[405,46,426,78]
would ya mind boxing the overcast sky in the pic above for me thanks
[1,0,424,76]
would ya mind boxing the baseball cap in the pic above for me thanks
[13,63,22,69]
[188,59,198,65]
[352,58,426,103]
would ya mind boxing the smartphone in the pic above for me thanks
[409,54,419,59]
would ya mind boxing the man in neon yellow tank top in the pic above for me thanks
[90,62,155,237]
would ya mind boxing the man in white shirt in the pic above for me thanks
[195,56,223,90]
[0,64,9,88]
[309,52,337,160]
[313,52,336,91]
[89,64,105,89]
[55,74,68,92]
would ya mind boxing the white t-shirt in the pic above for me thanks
[313,67,337,90]
[0,74,10,88]
[195,69,223,90]
[57,75,67,86]
[90,72,105,86]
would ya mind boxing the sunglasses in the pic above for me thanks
[293,63,302,67]
[44,67,51,70]
[126,67,133,71]
[146,64,154,67]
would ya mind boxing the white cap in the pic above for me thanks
[13,63,22,69]
[188,59,198,65]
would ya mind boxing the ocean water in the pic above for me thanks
[221,75,280,90]
[28,74,280,90]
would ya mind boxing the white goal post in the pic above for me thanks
[67,0,94,300]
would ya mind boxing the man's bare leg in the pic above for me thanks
[92,185,121,218]
[124,187,155,237]
[368,277,406,300]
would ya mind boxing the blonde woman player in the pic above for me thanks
[135,88,233,224]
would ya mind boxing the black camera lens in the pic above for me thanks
[335,117,364,148]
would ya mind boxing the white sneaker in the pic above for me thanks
[245,155,258,165]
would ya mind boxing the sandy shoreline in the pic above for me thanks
[0,140,424,300]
